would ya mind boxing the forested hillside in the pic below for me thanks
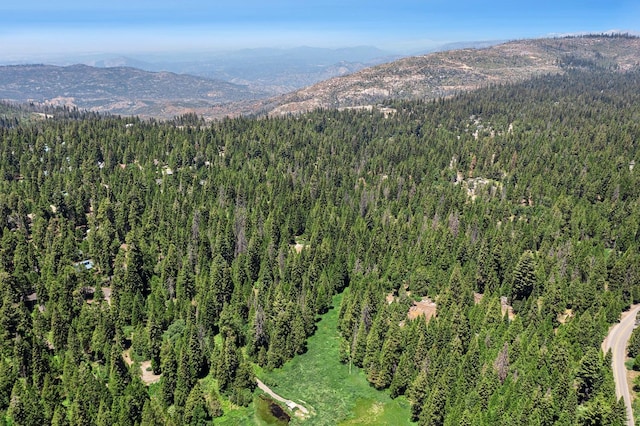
[0,69,639,425]
[258,34,640,117]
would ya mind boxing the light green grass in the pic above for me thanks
[214,396,292,426]
[214,405,257,426]
[259,293,415,426]
[199,375,255,426]
[199,372,285,426]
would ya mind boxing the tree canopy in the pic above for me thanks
[0,69,638,424]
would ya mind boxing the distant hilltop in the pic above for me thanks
[0,64,268,119]
[1,35,639,120]
[254,34,640,117]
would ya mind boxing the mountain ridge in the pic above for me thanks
[1,35,639,120]
[2,46,397,97]
[0,64,268,118]
[254,35,640,117]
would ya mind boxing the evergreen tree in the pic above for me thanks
[407,370,430,421]
[160,343,178,407]
[374,320,402,389]
[108,340,130,397]
[184,384,210,425]
[511,250,536,302]
[576,348,604,404]
[175,347,195,408]
[216,334,239,393]
[628,323,640,358]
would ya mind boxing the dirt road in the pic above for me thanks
[256,378,310,416]
[603,304,640,426]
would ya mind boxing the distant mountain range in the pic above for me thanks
[6,46,397,96]
[0,64,267,118]
[1,36,639,119]
[254,35,640,116]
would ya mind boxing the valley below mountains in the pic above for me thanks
[1,35,639,120]
[0,64,268,119]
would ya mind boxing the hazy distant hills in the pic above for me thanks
[0,46,395,118]
[255,36,640,116]
[0,64,267,118]
[1,36,639,119]
[22,46,397,96]
[158,46,397,94]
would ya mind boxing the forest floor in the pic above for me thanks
[500,296,515,320]
[139,360,162,385]
[121,349,162,385]
[258,293,415,426]
[85,286,112,305]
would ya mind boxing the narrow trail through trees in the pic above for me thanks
[256,378,310,418]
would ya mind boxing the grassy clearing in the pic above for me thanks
[259,293,414,426]
[197,375,286,426]
[214,406,256,426]
[197,375,256,426]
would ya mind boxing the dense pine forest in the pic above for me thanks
[0,69,639,425]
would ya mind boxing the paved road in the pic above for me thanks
[603,304,640,426]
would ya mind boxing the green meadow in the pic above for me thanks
[257,294,415,426]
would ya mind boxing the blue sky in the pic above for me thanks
[1,0,638,58]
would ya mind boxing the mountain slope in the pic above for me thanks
[257,36,640,116]
[3,36,639,120]
[2,46,396,97]
[0,64,267,118]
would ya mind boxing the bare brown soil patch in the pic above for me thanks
[86,287,112,305]
[291,236,310,254]
[500,296,515,320]
[557,309,574,324]
[139,361,162,385]
[408,297,437,321]
[123,349,133,366]
[386,292,395,304]
[122,349,162,385]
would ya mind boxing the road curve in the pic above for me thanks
[256,378,310,415]
[603,304,640,426]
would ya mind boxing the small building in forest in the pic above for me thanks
[74,259,94,270]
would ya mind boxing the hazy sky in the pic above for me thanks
[1,0,638,59]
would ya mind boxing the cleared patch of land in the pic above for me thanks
[407,297,437,321]
[259,293,414,426]
[122,349,162,385]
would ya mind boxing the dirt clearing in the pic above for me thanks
[408,297,437,321]
[122,349,162,385]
